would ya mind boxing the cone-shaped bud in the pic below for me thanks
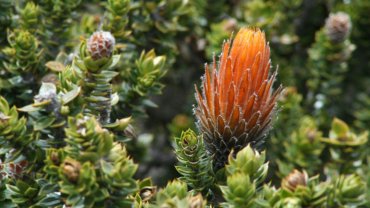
[325,12,351,43]
[87,31,115,60]
[281,169,308,192]
[195,28,282,169]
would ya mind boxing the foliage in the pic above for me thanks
[0,0,369,207]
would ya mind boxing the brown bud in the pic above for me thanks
[140,186,157,202]
[325,12,351,43]
[189,194,205,208]
[281,169,308,192]
[62,159,81,183]
[0,112,10,125]
[87,31,115,60]
[306,130,317,143]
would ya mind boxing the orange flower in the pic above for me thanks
[194,28,282,169]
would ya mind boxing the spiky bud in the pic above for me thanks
[325,12,351,44]
[62,159,81,183]
[281,169,308,192]
[87,31,115,60]
[195,28,282,169]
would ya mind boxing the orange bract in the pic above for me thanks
[194,28,282,169]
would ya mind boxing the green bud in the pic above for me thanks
[180,129,198,149]
[221,173,255,207]
[6,30,40,73]
[20,2,40,32]
[156,180,188,203]
[226,145,268,186]
[174,129,214,194]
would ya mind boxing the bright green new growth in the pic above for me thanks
[150,180,207,208]
[220,145,268,208]
[58,115,138,207]
[3,30,41,74]
[0,97,28,162]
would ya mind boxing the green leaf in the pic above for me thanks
[45,61,65,72]
[111,92,119,106]
[101,160,114,175]
[110,54,121,68]
[331,118,349,138]
[17,104,41,112]
[34,117,56,131]
[62,86,81,104]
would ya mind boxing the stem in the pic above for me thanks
[84,71,112,125]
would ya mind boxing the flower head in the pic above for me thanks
[325,12,351,43]
[87,31,115,60]
[194,28,282,169]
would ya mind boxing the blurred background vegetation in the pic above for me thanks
[0,0,369,207]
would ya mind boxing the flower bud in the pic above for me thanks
[325,12,351,43]
[181,129,198,148]
[140,186,157,202]
[51,152,60,165]
[87,31,115,60]
[0,112,10,126]
[189,194,205,208]
[281,169,308,192]
[62,159,81,183]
